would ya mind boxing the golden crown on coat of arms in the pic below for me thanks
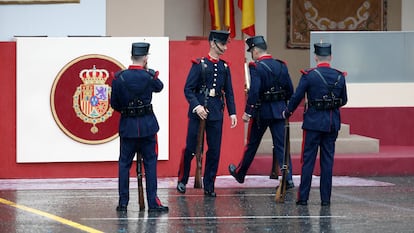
[79,65,109,85]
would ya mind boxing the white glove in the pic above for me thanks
[230,114,237,128]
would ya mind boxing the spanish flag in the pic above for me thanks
[209,0,221,30]
[224,0,236,38]
[238,0,255,36]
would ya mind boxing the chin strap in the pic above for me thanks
[214,40,224,53]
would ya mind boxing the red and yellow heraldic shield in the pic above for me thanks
[51,54,125,144]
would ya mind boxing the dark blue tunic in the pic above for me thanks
[178,55,236,192]
[234,55,294,181]
[287,62,348,203]
[111,65,164,208]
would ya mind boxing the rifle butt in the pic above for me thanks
[194,176,202,189]
[275,173,287,203]
[194,156,203,188]
[194,119,205,189]
[137,153,145,211]
[276,119,290,203]
[138,185,145,211]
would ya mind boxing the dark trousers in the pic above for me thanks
[118,136,160,208]
[297,129,338,202]
[235,118,293,181]
[178,117,223,192]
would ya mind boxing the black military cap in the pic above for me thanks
[246,35,267,52]
[209,30,230,44]
[131,42,150,56]
[314,42,331,56]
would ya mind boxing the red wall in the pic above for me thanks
[341,107,414,146]
[1,42,17,177]
[0,40,413,179]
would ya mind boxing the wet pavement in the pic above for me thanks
[1,176,414,233]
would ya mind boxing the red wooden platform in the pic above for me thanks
[248,146,414,177]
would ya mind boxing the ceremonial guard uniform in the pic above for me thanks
[284,42,348,206]
[228,36,295,187]
[177,30,237,197]
[111,42,168,212]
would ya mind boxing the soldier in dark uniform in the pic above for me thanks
[177,30,238,197]
[283,42,348,206]
[228,36,295,188]
[111,42,168,212]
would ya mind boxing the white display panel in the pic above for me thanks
[311,31,414,107]
[16,37,169,162]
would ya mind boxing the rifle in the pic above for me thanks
[194,119,205,189]
[136,152,145,210]
[275,119,290,203]
[194,59,208,189]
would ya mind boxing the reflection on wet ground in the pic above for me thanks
[1,176,413,233]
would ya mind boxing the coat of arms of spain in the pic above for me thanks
[73,65,113,134]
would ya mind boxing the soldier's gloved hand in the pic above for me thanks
[230,114,237,128]
[282,110,292,119]
[195,105,209,120]
[242,112,251,123]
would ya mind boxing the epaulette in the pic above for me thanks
[113,70,124,79]
[300,68,315,75]
[333,68,347,77]
[275,59,287,65]
[191,58,202,64]
[248,61,257,68]
[221,59,231,67]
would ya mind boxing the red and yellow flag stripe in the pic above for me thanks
[238,0,255,36]
[209,0,221,30]
[224,0,236,38]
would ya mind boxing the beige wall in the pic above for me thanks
[387,0,402,31]
[164,0,205,40]
[106,0,165,37]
